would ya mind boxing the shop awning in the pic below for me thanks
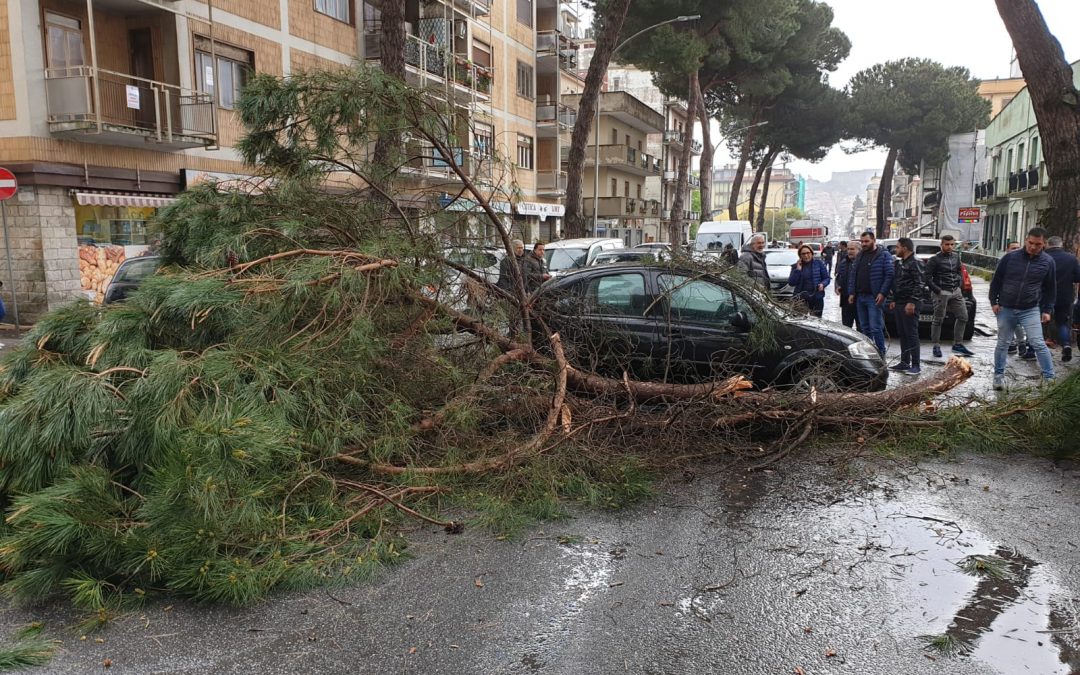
[74,192,177,208]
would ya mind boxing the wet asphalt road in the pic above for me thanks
[3,453,1077,675]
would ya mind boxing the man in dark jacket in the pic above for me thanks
[834,241,859,329]
[989,227,1057,389]
[737,234,770,292]
[847,231,894,357]
[888,238,925,375]
[1045,236,1080,362]
[496,239,525,293]
[821,242,834,274]
[522,241,550,293]
[924,234,973,358]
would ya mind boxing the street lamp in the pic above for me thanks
[592,15,701,234]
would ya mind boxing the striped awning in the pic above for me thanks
[74,192,177,208]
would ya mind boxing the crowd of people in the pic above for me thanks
[742,228,1078,387]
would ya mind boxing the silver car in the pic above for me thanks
[763,249,798,298]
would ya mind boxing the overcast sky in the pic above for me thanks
[712,0,1080,182]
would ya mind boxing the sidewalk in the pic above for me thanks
[0,325,26,354]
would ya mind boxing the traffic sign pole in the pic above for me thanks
[0,167,22,333]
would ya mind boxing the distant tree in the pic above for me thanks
[848,59,990,238]
[995,0,1080,248]
[563,0,634,239]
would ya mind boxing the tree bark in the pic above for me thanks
[756,161,774,232]
[563,0,633,239]
[697,76,713,221]
[668,70,700,247]
[995,0,1080,249]
[373,0,407,173]
[727,109,764,221]
[747,156,768,225]
[877,146,898,239]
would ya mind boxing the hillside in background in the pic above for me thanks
[803,169,878,228]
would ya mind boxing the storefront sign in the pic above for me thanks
[515,202,565,221]
[439,195,564,221]
[958,207,981,224]
[126,85,140,110]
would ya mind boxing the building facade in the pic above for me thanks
[710,163,802,221]
[976,59,1080,252]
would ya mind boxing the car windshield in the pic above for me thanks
[446,249,499,269]
[112,257,160,283]
[545,247,589,271]
[695,233,742,252]
[765,250,799,266]
[594,252,648,265]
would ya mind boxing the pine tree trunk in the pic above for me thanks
[877,147,898,239]
[726,111,766,221]
[668,71,699,248]
[996,0,1080,249]
[747,154,770,225]
[373,0,407,172]
[756,161,775,232]
[563,0,633,239]
[697,76,713,220]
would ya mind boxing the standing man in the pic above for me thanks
[822,242,834,275]
[496,239,526,292]
[737,233,770,292]
[847,231,894,357]
[1045,236,1080,362]
[989,227,1057,390]
[924,234,974,358]
[1003,241,1030,357]
[888,238,925,376]
[522,241,550,293]
[835,241,860,329]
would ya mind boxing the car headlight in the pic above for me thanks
[847,340,880,360]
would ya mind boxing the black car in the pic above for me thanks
[532,264,887,392]
[881,265,977,342]
[103,256,161,304]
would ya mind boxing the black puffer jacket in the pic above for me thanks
[924,250,963,294]
[891,255,926,305]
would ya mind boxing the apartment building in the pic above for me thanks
[711,164,802,220]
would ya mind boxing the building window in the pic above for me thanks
[610,178,617,197]
[44,12,84,69]
[194,37,254,110]
[362,1,380,32]
[474,122,494,158]
[315,0,350,22]
[516,61,534,99]
[1030,137,1039,166]
[636,184,642,200]
[624,181,630,198]
[517,134,533,169]
[472,39,491,68]
[610,128,618,145]
[517,0,533,27]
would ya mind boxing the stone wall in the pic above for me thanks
[0,185,81,324]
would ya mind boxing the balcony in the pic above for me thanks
[975,178,1001,203]
[688,175,701,188]
[1008,166,1044,194]
[663,130,702,154]
[401,142,476,183]
[367,34,492,100]
[44,66,215,150]
[563,91,664,133]
[580,144,661,176]
[536,101,576,136]
[537,170,567,195]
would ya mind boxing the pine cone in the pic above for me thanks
[225,250,240,269]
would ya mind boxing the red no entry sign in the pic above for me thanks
[0,167,17,201]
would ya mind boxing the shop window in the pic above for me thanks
[194,37,254,110]
[315,0,350,23]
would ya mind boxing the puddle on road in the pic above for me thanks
[834,497,1079,674]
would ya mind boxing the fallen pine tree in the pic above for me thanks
[0,66,1073,624]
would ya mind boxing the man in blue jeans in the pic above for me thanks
[847,230,894,357]
[989,227,1057,390]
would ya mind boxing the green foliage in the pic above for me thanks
[0,623,55,671]
[847,58,992,173]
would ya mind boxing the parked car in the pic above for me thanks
[103,256,161,304]
[881,262,977,341]
[591,249,664,266]
[433,247,508,310]
[634,242,673,258]
[763,249,798,298]
[544,238,623,277]
[532,264,887,392]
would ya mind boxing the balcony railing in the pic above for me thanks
[580,145,661,175]
[537,170,568,193]
[1008,166,1042,194]
[536,101,576,128]
[975,178,1000,202]
[688,175,701,188]
[44,66,215,149]
[371,34,492,97]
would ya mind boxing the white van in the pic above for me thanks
[544,238,623,277]
[694,221,754,257]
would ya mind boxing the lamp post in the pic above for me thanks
[592,15,701,235]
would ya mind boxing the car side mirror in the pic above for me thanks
[730,311,752,331]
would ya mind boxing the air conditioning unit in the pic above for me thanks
[991,147,1002,159]
[456,21,467,39]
